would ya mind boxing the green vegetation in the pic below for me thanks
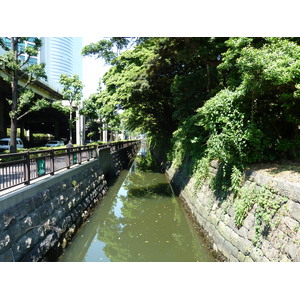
[84,38,298,158]
[0,37,48,153]
[79,93,101,140]
[59,74,84,142]
[234,183,287,245]
[82,37,300,164]
[82,37,300,236]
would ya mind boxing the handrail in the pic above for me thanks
[0,140,140,192]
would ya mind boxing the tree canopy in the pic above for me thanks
[59,74,84,142]
[0,37,48,152]
[82,37,300,176]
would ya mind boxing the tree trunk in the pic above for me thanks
[10,37,19,153]
[69,110,73,142]
[10,116,17,153]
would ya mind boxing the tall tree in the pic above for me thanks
[80,93,102,140]
[59,74,83,142]
[0,37,47,153]
[83,38,227,149]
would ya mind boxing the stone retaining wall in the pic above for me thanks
[166,161,300,262]
[0,144,139,262]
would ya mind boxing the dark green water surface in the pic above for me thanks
[58,150,215,262]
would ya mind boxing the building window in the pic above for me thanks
[28,57,38,65]
[18,42,25,53]
[4,37,10,49]
[1,37,39,65]
[27,37,36,43]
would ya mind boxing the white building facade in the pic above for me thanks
[40,37,83,92]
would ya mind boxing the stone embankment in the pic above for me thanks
[0,143,139,262]
[166,160,300,262]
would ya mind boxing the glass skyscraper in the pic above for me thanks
[40,37,84,144]
[40,37,83,92]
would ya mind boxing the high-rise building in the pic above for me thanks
[40,37,84,144]
[40,37,83,92]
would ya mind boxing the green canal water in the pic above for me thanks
[58,150,215,262]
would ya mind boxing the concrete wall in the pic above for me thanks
[166,161,300,262]
[0,144,139,261]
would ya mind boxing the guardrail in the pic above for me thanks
[0,140,139,192]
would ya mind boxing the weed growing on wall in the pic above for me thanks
[193,157,211,190]
[233,183,288,246]
[234,183,257,228]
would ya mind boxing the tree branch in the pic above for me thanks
[17,110,31,120]
[19,74,34,93]
[1,69,13,80]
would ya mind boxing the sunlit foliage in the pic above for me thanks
[83,37,300,187]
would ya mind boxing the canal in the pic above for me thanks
[58,149,215,262]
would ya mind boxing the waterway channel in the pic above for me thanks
[58,148,215,262]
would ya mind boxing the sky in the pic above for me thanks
[82,37,110,99]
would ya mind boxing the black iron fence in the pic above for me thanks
[0,141,139,192]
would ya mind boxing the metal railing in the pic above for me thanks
[0,140,140,192]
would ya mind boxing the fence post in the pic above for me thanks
[25,151,30,185]
[50,149,54,175]
[67,148,71,169]
[87,146,90,161]
[78,146,82,164]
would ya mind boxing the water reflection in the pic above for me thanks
[59,149,215,262]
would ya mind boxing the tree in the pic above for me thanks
[217,37,300,160]
[81,37,147,64]
[0,37,47,153]
[59,74,83,142]
[81,37,300,200]
[81,38,228,151]
[94,38,171,144]
[80,93,102,140]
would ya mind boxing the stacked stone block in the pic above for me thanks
[167,161,300,262]
[0,160,108,261]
